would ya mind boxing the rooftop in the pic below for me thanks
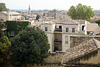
[0,11,21,15]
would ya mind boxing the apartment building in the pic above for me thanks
[31,20,90,52]
[30,18,100,52]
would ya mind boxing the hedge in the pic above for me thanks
[5,21,30,35]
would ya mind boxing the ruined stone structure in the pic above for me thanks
[61,39,100,65]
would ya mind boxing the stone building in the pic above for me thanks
[31,19,100,52]
[91,10,100,21]
[0,11,22,21]
[43,10,71,21]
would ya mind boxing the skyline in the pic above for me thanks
[0,0,100,10]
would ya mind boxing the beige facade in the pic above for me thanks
[46,33,54,52]
[0,13,7,21]
[43,10,71,21]
[40,23,55,33]
[62,34,70,52]
[0,11,22,21]
[39,20,85,52]
[40,22,55,52]
[62,24,78,33]
[31,20,100,52]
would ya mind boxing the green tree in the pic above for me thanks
[0,22,11,67]
[36,14,40,20]
[67,4,95,21]
[10,27,50,67]
[0,3,9,12]
[0,36,11,67]
[5,21,30,35]
[0,22,4,37]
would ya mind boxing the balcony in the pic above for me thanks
[78,31,85,35]
[54,28,62,32]
[54,39,62,42]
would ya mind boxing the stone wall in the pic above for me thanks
[45,52,64,64]
[62,39,98,64]
[28,52,65,67]
[70,36,100,48]
[33,63,64,67]
[44,36,100,66]
[80,49,100,64]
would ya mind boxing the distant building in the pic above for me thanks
[27,5,31,16]
[22,5,37,20]
[91,10,100,21]
[0,11,22,21]
[43,10,71,21]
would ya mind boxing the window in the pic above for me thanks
[59,26,62,32]
[82,26,85,31]
[65,36,68,44]
[59,26,62,29]
[72,28,75,32]
[66,28,68,32]
[45,27,48,31]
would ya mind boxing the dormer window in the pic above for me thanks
[45,27,48,31]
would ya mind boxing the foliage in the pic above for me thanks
[95,20,100,26]
[0,3,9,12]
[54,47,58,52]
[53,9,57,12]
[10,27,50,67]
[0,22,11,67]
[5,21,30,35]
[36,14,40,20]
[95,20,100,24]
[0,36,11,66]
[0,22,5,37]
[67,3,95,21]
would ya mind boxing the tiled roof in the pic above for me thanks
[0,11,20,15]
[87,23,100,34]
[55,20,78,25]
[61,39,98,64]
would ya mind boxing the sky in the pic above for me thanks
[0,0,100,10]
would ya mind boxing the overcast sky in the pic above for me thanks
[0,0,100,10]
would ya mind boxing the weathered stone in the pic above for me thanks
[61,39,99,64]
